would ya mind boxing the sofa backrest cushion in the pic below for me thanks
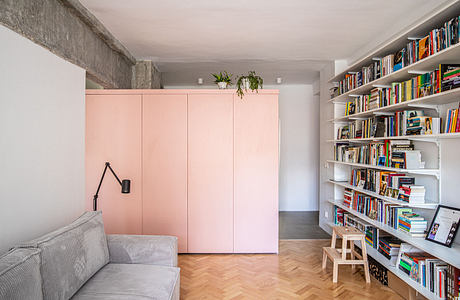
[20,211,109,300]
[0,248,43,300]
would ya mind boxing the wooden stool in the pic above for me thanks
[322,226,370,283]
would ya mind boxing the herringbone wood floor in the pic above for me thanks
[178,240,403,299]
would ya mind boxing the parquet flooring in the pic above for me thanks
[178,240,403,300]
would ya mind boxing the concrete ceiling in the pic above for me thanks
[80,0,448,85]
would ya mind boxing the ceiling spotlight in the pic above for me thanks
[276,77,282,84]
[197,78,203,85]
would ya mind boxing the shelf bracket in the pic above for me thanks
[407,103,440,113]
[373,112,395,116]
[407,137,441,146]
[408,70,430,75]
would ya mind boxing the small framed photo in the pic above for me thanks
[426,205,460,248]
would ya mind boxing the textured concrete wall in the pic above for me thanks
[0,0,136,88]
[132,60,162,89]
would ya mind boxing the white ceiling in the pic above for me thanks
[80,0,448,85]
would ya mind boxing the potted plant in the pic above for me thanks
[236,71,263,98]
[212,71,233,89]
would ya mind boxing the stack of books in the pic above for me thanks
[398,185,426,204]
[398,212,428,237]
[445,103,460,133]
[378,236,401,266]
[365,225,378,249]
[441,64,460,91]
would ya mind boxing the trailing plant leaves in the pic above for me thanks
[236,71,263,98]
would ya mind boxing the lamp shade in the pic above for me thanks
[121,180,131,193]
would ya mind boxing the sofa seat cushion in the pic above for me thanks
[19,211,109,300]
[72,263,180,300]
[0,248,43,300]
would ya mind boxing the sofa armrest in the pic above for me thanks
[106,234,178,267]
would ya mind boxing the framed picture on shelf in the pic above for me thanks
[426,205,460,247]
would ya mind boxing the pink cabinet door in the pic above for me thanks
[142,94,188,253]
[86,94,142,234]
[234,94,279,253]
[187,94,234,253]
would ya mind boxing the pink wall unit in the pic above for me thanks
[86,94,142,234]
[234,94,279,253]
[187,94,234,253]
[142,94,188,252]
[85,89,279,253]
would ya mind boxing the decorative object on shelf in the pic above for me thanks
[236,71,263,98]
[211,71,232,89]
[425,205,460,247]
[92,162,131,211]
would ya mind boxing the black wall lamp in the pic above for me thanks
[93,162,131,211]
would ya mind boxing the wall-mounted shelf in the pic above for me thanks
[326,160,439,177]
[329,89,460,121]
[328,180,438,209]
[327,132,460,143]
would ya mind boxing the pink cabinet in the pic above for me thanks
[142,94,188,252]
[234,94,279,253]
[187,94,234,253]
[85,94,142,234]
[85,90,278,253]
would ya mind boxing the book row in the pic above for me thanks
[343,64,460,115]
[349,168,426,203]
[343,188,428,233]
[332,15,460,96]
[334,139,424,169]
[337,110,443,139]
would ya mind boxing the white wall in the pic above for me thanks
[267,84,319,211]
[0,25,86,254]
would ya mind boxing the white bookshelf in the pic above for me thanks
[323,3,460,298]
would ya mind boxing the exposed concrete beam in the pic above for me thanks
[0,0,136,88]
[132,61,163,89]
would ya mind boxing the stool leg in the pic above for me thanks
[322,249,327,269]
[360,237,371,283]
[341,237,347,260]
[333,261,338,283]
[350,241,355,270]
[331,230,337,248]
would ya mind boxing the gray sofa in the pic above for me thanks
[0,211,180,300]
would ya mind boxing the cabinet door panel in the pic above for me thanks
[142,94,188,252]
[187,94,234,253]
[234,94,279,253]
[86,94,142,234]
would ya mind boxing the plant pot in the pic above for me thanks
[217,82,228,89]
[241,78,250,90]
